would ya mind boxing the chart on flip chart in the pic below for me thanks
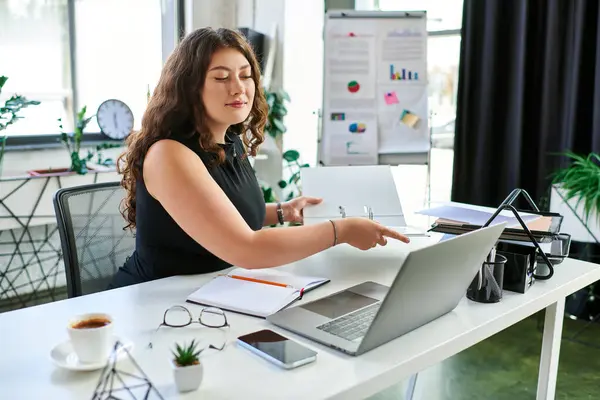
[319,10,429,166]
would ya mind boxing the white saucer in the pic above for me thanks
[50,336,134,371]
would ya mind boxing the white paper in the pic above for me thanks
[321,14,429,165]
[416,202,541,228]
[377,24,427,83]
[301,165,407,226]
[324,113,378,165]
[187,276,297,318]
[377,85,429,154]
[326,34,377,101]
[377,20,427,57]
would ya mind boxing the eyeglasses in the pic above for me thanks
[148,305,230,350]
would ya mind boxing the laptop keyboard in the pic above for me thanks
[316,302,381,341]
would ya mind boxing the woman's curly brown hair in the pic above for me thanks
[118,27,268,231]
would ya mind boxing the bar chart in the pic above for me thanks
[389,64,419,81]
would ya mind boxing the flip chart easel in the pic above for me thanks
[318,10,431,203]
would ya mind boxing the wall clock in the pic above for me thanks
[96,99,134,140]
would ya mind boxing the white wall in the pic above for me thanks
[184,0,238,32]
[282,0,324,168]
[245,0,287,199]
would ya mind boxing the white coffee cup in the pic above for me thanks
[67,313,114,364]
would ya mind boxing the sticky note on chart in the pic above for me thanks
[400,109,420,128]
[384,91,399,105]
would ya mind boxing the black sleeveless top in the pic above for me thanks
[109,131,266,288]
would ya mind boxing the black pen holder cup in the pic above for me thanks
[467,254,508,304]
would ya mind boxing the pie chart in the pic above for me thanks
[347,81,360,93]
[349,122,366,133]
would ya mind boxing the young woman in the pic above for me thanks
[109,28,409,288]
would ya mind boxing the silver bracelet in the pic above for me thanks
[329,220,338,246]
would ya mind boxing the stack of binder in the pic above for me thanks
[420,189,569,293]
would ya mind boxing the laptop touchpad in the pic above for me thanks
[300,284,383,319]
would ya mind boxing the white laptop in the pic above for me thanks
[301,165,426,235]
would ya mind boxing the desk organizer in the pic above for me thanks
[496,241,537,294]
[467,249,507,303]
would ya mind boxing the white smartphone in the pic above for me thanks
[237,329,317,369]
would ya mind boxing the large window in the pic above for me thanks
[0,0,165,137]
[377,0,463,32]
[0,0,71,135]
[427,35,460,129]
[375,0,463,139]
[74,0,163,132]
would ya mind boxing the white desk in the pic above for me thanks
[1,239,600,400]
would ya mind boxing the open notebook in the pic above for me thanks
[186,268,330,318]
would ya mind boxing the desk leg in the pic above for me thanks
[536,297,565,400]
[405,373,418,400]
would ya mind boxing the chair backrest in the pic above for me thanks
[53,182,135,297]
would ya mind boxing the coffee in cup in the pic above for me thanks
[67,313,114,364]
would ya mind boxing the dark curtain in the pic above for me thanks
[452,0,600,209]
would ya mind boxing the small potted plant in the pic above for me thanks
[0,75,40,177]
[171,339,203,393]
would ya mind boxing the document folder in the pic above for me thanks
[301,165,407,226]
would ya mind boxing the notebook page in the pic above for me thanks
[187,276,298,318]
[228,268,328,290]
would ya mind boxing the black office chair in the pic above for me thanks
[53,181,135,297]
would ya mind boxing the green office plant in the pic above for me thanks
[58,106,121,175]
[0,75,40,175]
[550,151,600,320]
[256,88,309,225]
[59,106,94,174]
[278,149,309,202]
[551,150,600,224]
[264,88,290,139]
[171,339,204,392]
[264,87,308,198]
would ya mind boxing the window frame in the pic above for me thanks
[3,0,184,150]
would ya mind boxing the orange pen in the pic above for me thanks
[228,275,292,288]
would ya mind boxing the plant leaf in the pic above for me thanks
[272,119,286,134]
[283,150,300,162]
[553,151,600,223]
[280,90,291,101]
[288,171,300,184]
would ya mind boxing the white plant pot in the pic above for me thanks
[172,361,203,393]
[550,185,600,243]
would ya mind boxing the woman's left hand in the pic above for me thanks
[283,196,323,224]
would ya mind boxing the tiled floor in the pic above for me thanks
[370,313,600,400]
